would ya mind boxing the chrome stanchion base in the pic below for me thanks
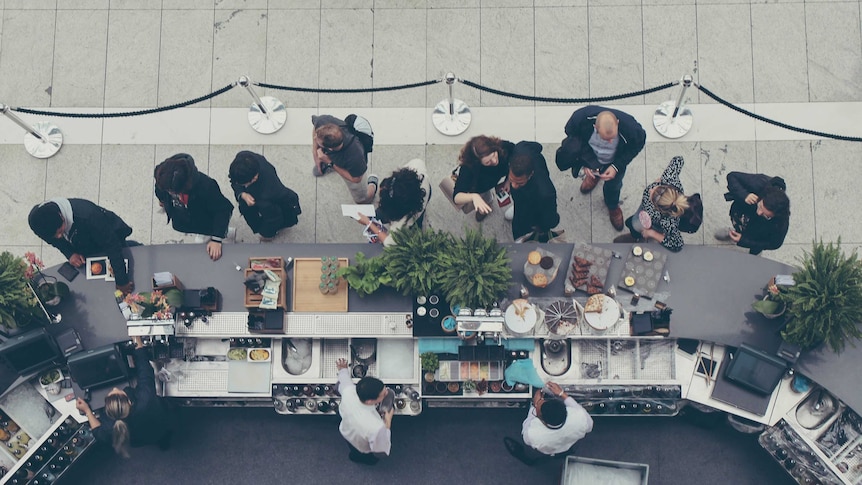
[653,100,693,139]
[247,96,286,134]
[24,122,63,158]
[432,99,471,136]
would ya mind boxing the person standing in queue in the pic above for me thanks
[715,172,790,255]
[355,158,431,247]
[76,337,172,458]
[311,114,379,204]
[154,154,234,261]
[452,135,515,222]
[506,142,563,243]
[335,358,393,465]
[228,151,302,242]
[504,381,593,466]
[28,198,137,295]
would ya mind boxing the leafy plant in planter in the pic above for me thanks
[336,252,391,298]
[437,229,511,309]
[0,251,45,331]
[779,239,862,354]
[420,352,440,383]
[384,226,453,297]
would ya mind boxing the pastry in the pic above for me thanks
[531,273,548,287]
[545,300,579,335]
[511,299,530,319]
[527,251,542,265]
[574,278,588,288]
[589,274,604,290]
[586,285,604,295]
[584,294,604,313]
[624,276,635,287]
[632,246,643,256]
[574,256,592,268]
[643,251,654,262]
[574,268,591,279]
[539,256,554,269]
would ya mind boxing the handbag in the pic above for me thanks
[438,167,474,214]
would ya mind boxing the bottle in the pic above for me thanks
[62,445,76,457]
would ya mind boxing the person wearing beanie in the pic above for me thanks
[28,198,136,294]
[154,154,234,261]
[228,151,301,242]
[715,172,791,255]
[504,381,593,466]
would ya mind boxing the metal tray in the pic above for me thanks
[565,243,614,295]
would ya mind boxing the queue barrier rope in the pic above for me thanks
[255,79,441,94]
[458,78,679,104]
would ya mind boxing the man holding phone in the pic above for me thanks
[28,198,137,294]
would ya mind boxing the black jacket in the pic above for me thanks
[230,152,301,237]
[725,172,789,253]
[453,140,516,198]
[509,141,560,239]
[556,105,646,173]
[155,169,233,239]
[36,199,133,286]
[93,348,170,448]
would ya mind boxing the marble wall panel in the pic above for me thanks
[754,141,814,246]
[163,0,214,8]
[104,10,161,107]
[0,145,48,246]
[588,6,644,106]
[44,145,102,204]
[696,5,754,104]
[5,0,55,8]
[534,7,589,104]
[99,145,157,244]
[372,9,427,107]
[52,10,109,107]
[805,3,862,102]
[0,10,55,106]
[57,0,109,10]
[545,142,593,244]
[215,0,267,8]
[642,5,698,105]
[268,0,320,8]
[110,0,160,8]
[428,0,479,7]
[264,9,321,108]
[211,9,269,108]
[751,4,809,103]
[318,9,374,108]
[159,10,215,108]
[321,0,372,8]
[376,0,427,8]
[811,140,862,242]
[479,7,534,107]
[425,8,481,108]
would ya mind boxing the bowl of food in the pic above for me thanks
[248,348,271,362]
[227,348,248,361]
[39,369,63,394]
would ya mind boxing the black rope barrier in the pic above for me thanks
[11,83,237,119]
[697,83,862,143]
[459,79,678,104]
[255,79,441,94]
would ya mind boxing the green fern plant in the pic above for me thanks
[779,239,862,354]
[383,226,453,296]
[438,229,512,308]
[0,252,43,330]
[336,252,391,298]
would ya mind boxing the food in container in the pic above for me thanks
[249,349,270,361]
[527,251,542,265]
[539,256,554,269]
[227,348,248,360]
[447,382,460,393]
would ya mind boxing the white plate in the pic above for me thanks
[583,295,620,331]
[505,304,537,334]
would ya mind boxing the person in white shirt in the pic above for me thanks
[336,358,394,465]
[505,381,593,465]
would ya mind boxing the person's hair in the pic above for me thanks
[678,193,703,234]
[315,124,343,149]
[28,202,62,240]
[595,111,619,138]
[105,393,132,458]
[154,153,198,193]
[508,153,534,178]
[652,185,689,218]
[377,166,426,224]
[458,135,506,168]
[355,376,385,403]
[229,152,261,185]
[540,399,567,429]
[761,185,790,219]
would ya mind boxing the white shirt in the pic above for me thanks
[588,128,619,166]
[337,368,391,455]
[522,397,594,455]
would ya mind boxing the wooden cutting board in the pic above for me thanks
[292,257,349,312]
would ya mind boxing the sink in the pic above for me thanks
[796,389,839,430]
[282,338,313,375]
[540,339,571,377]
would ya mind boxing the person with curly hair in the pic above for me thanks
[356,159,431,246]
[452,135,515,221]
[715,172,790,255]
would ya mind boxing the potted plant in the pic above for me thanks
[336,252,391,298]
[752,279,786,319]
[384,226,452,297]
[0,251,45,334]
[778,239,862,354]
[420,352,439,383]
[24,252,69,307]
[437,229,512,309]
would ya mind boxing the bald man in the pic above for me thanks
[555,106,646,231]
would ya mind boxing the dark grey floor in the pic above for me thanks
[59,404,793,485]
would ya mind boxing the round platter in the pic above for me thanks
[583,295,621,331]
[505,303,537,334]
[544,300,581,338]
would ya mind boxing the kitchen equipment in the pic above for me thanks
[376,339,415,380]
[412,293,450,336]
[540,339,572,377]
[227,361,272,393]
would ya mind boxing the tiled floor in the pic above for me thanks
[1,1,862,269]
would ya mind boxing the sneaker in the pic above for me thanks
[259,235,276,242]
[193,234,208,244]
[367,174,379,200]
[580,175,599,194]
[609,207,625,231]
[226,226,237,242]
[503,437,536,466]
[714,227,733,241]
[504,205,514,222]
[348,451,379,465]
[613,234,641,243]
[312,163,333,177]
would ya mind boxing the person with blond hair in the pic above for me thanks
[76,337,172,458]
[614,156,690,252]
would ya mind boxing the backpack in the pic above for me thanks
[344,114,374,154]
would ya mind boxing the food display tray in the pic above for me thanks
[565,243,614,295]
[292,257,348,312]
[616,245,668,299]
[436,361,504,382]
[524,246,563,289]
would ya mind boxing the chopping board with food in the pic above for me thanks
[616,244,668,299]
[565,243,614,295]
[523,247,562,289]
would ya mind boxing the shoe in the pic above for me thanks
[348,451,379,465]
[609,207,624,231]
[613,234,640,243]
[193,235,208,244]
[367,174,379,200]
[226,226,237,242]
[312,163,333,177]
[714,227,733,241]
[504,437,535,466]
[259,235,275,242]
[475,210,489,222]
[504,205,514,222]
[580,175,599,194]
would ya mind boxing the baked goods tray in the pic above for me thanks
[616,245,668,299]
[292,257,348,312]
[564,242,614,296]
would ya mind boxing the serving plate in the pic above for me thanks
[504,303,537,334]
[583,295,621,331]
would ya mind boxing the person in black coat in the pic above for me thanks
[453,135,516,221]
[555,105,647,231]
[76,337,172,458]
[154,154,234,261]
[228,151,301,241]
[715,172,790,255]
[508,142,562,242]
[28,198,135,294]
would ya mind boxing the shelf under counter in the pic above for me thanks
[173,312,414,339]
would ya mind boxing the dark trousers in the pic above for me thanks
[347,441,379,464]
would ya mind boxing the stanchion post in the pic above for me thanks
[0,104,63,158]
[653,75,694,139]
[238,75,287,135]
[432,73,472,136]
